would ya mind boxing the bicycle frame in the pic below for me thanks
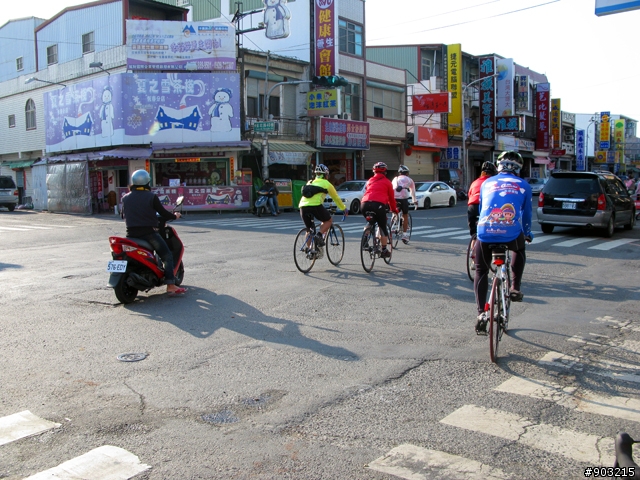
[488,246,511,362]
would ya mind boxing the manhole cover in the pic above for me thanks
[202,410,239,424]
[117,353,148,362]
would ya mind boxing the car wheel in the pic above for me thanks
[424,198,431,209]
[350,199,361,215]
[624,210,635,230]
[541,224,554,234]
[604,215,615,238]
[448,196,455,207]
[7,204,15,212]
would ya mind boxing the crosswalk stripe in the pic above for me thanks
[529,235,565,244]
[0,410,60,446]
[538,350,640,384]
[495,376,640,423]
[420,229,468,238]
[589,238,638,250]
[451,234,473,240]
[554,237,599,247]
[0,224,53,230]
[440,404,614,465]
[0,226,32,231]
[25,445,151,480]
[368,444,510,480]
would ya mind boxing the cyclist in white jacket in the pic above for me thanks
[391,165,417,244]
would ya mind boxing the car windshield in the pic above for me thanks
[0,177,16,188]
[416,182,433,192]
[336,182,365,192]
[527,178,544,185]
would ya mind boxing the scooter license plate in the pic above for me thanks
[107,260,127,273]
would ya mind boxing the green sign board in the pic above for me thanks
[253,121,276,132]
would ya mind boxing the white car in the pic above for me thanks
[412,181,457,209]
[323,180,367,214]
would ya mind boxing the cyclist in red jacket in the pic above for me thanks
[467,161,497,236]
[361,162,398,258]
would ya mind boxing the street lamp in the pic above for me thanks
[89,61,110,76]
[25,77,66,87]
[461,74,497,188]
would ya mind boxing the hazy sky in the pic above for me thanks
[2,0,639,121]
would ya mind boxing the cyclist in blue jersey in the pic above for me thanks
[474,151,533,334]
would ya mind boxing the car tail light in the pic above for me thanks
[597,193,606,210]
[13,189,19,195]
[538,192,544,207]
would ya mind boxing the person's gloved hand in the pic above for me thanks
[175,212,182,219]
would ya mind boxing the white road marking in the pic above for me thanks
[539,350,640,384]
[25,445,151,479]
[0,410,60,446]
[528,235,565,244]
[420,229,469,238]
[0,224,53,230]
[589,238,638,250]
[495,376,640,423]
[553,237,599,247]
[368,444,510,480]
[0,226,32,231]
[440,404,614,465]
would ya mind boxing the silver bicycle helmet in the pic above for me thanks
[497,151,523,174]
[315,164,329,176]
[131,169,151,186]
[398,165,410,175]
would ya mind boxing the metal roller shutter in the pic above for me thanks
[364,145,400,171]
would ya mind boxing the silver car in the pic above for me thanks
[525,177,547,195]
[0,176,18,212]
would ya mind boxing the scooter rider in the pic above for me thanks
[121,169,186,295]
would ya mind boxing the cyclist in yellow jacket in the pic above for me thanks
[298,164,347,246]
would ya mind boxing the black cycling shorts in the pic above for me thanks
[396,198,410,215]
[300,205,331,230]
[361,201,389,237]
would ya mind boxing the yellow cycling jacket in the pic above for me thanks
[298,177,346,211]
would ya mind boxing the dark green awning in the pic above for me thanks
[252,142,318,153]
[3,160,35,169]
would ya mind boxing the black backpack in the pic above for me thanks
[301,183,328,198]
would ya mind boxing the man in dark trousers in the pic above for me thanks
[121,169,186,295]
[263,178,280,216]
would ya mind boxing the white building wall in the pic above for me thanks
[366,61,405,84]
[339,55,364,75]
[339,0,364,23]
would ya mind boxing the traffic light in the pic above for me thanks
[312,75,349,87]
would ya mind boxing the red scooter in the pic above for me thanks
[107,197,185,304]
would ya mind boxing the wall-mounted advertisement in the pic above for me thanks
[446,44,462,136]
[317,117,369,149]
[478,56,496,142]
[126,20,236,71]
[307,89,341,116]
[496,116,522,133]
[535,83,550,150]
[315,0,337,76]
[44,73,241,153]
[412,93,450,114]
[415,126,448,148]
[496,58,514,116]
[599,111,611,149]
[516,75,529,111]
[551,98,561,148]
[614,119,626,151]
[576,129,586,171]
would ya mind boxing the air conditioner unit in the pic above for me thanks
[342,113,351,120]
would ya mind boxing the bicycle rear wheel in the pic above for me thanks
[467,235,476,282]
[360,227,376,273]
[326,224,345,265]
[383,221,393,264]
[391,215,401,249]
[293,228,316,273]
[489,276,503,363]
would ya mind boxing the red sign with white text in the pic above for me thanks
[412,93,450,114]
[415,126,449,148]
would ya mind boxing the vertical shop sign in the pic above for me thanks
[536,83,550,150]
[599,111,610,149]
[551,99,561,148]
[315,0,337,77]
[614,118,625,152]
[496,58,514,116]
[478,56,496,142]
[446,44,462,136]
[576,129,586,171]
[516,75,529,111]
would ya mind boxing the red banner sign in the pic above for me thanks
[414,126,449,148]
[318,118,370,149]
[536,83,551,150]
[412,93,450,114]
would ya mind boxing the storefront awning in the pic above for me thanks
[3,160,35,168]
[252,142,318,153]
[152,142,252,152]
[44,148,153,163]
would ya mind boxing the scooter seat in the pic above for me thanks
[126,238,154,251]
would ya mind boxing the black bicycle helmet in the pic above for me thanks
[481,161,497,175]
[497,151,523,174]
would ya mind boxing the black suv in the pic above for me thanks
[537,171,635,237]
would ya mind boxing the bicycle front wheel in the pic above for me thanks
[326,224,345,265]
[489,276,503,363]
[467,235,476,282]
[360,227,376,273]
[293,228,316,273]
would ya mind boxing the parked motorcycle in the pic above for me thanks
[448,182,468,201]
[254,189,269,217]
[107,196,185,304]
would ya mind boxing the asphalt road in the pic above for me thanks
[1,203,639,479]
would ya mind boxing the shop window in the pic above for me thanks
[367,86,404,121]
[25,99,36,130]
[339,20,363,57]
[82,32,95,54]
[373,107,383,118]
[47,44,58,65]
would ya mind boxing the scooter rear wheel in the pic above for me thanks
[114,273,138,304]
[175,261,184,286]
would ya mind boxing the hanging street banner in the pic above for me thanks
[126,20,236,71]
[478,56,496,142]
[576,129,586,171]
[496,58,514,116]
[551,99,561,148]
[314,0,337,77]
[535,83,550,150]
[446,44,462,136]
[599,111,611,149]
[412,93,450,114]
[614,118,626,151]
[516,75,530,111]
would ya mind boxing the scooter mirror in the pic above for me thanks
[175,196,184,206]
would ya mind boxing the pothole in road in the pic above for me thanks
[202,409,239,424]
[201,390,287,425]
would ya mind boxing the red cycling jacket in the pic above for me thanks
[362,173,398,212]
[467,174,491,206]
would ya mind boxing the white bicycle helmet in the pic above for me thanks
[315,164,329,176]
[497,151,523,174]
[398,165,409,175]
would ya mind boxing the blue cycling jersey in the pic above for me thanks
[477,172,532,243]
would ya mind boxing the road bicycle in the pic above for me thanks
[486,244,512,363]
[293,211,346,273]
[390,211,412,248]
[467,233,496,282]
[360,209,393,273]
